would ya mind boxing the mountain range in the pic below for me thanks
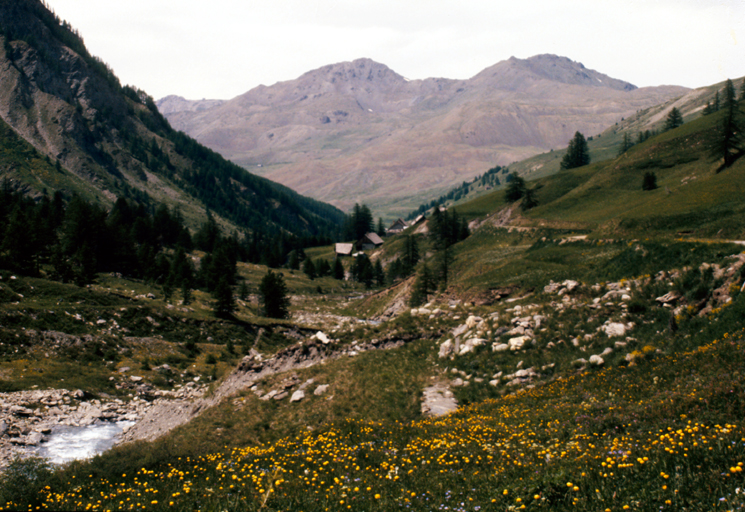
[158,55,689,218]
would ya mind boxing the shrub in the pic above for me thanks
[0,457,55,508]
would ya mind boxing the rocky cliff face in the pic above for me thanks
[159,55,688,217]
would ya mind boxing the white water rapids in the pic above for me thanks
[34,421,135,464]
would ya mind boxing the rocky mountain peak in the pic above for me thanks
[301,58,406,87]
[473,54,637,92]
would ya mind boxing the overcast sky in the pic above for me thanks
[47,0,745,101]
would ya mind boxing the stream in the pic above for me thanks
[34,421,135,464]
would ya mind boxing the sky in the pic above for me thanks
[47,0,745,101]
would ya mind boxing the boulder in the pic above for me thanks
[492,343,509,352]
[563,280,580,292]
[602,322,627,337]
[290,390,305,403]
[25,431,44,446]
[10,405,34,417]
[600,347,614,357]
[459,338,486,356]
[260,390,279,401]
[589,355,605,366]
[465,315,480,329]
[451,324,468,338]
[314,384,329,396]
[0,421,7,436]
[438,339,454,359]
[273,391,288,400]
[315,331,330,344]
[508,336,529,351]
[452,378,465,387]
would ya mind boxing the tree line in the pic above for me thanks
[407,165,509,221]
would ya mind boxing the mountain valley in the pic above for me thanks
[0,1,745,510]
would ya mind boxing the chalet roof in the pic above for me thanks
[335,243,354,255]
[362,232,384,246]
[388,218,408,229]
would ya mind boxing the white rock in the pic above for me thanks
[563,280,580,292]
[315,331,330,344]
[508,336,528,351]
[600,347,614,356]
[465,315,480,329]
[489,379,499,387]
[492,343,509,352]
[290,390,305,403]
[438,339,454,359]
[589,355,605,366]
[602,322,627,337]
[314,384,329,396]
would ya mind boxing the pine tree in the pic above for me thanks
[560,131,590,170]
[521,187,538,210]
[642,171,658,191]
[401,235,419,276]
[617,132,633,156]
[663,107,684,131]
[409,263,434,307]
[303,257,316,280]
[505,174,526,201]
[333,258,345,280]
[182,280,192,306]
[376,217,385,237]
[212,277,235,318]
[712,79,744,171]
[259,270,290,319]
[374,260,385,287]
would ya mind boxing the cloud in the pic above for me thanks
[48,0,745,99]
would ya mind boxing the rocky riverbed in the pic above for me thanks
[0,383,207,470]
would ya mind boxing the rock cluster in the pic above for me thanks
[0,385,199,470]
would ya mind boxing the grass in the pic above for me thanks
[16,303,745,511]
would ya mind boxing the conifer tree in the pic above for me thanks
[560,131,590,170]
[259,270,290,319]
[712,78,744,171]
[618,132,633,156]
[409,263,435,307]
[401,235,419,276]
[333,258,345,280]
[663,107,684,131]
[505,174,527,201]
[642,171,658,191]
[521,187,538,210]
[212,277,235,318]
[374,260,385,287]
[303,257,316,280]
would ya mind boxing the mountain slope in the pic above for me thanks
[159,55,688,218]
[0,0,345,239]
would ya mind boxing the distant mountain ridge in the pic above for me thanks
[158,55,688,218]
[0,0,345,240]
